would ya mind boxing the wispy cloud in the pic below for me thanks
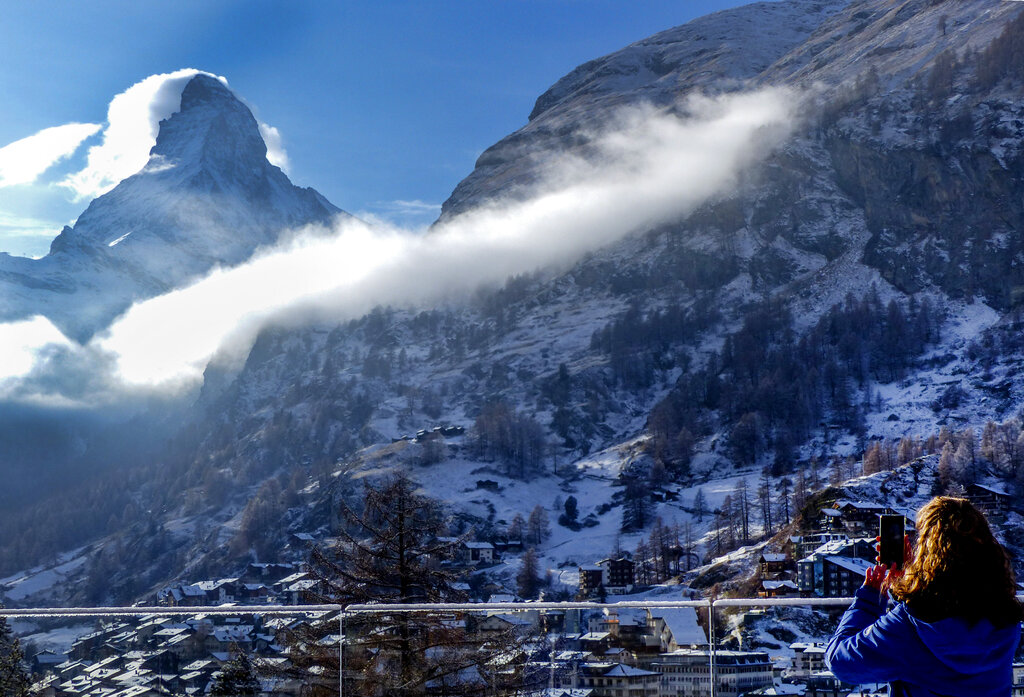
[0,123,101,188]
[258,122,290,172]
[0,211,66,237]
[0,317,73,381]
[357,199,442,228]
[59,69,228,200]
[1,87,800,404]
[101,88,798,387]
[387,200,442,214]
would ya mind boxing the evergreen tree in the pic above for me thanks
[0,613,29,697]
[210,650,260,697]
[620,475,650,532]
[563,496,578,523]
[558,496,579,528]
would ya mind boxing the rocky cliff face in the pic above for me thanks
[441,0,1024,313]
[0,74,343,341]
[440,0,851,221]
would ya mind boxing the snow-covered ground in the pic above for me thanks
[0,549,88,603]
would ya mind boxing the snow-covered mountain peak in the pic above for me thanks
[177,73,236,111]
[0,74,344,341]
[148,74,269,181]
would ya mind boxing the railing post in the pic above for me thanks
[549,633,556,690]
[339,611,345,697]
[709,599,716,697]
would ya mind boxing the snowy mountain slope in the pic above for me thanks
[440,0,851,221]
[763,0,1018,87]
[5,0,1024,606]
[0,75,343,341]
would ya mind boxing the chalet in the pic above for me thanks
[237,583,270,603]
[577,632,616,656]
[792,532,848,558]
[967,483,1012,518]
[31,650,68,673]
[832,500,894,535]
[163,578,241,605]
[461,541,496,564]
[287,533,317,549]
[585,607,706,656]
[282,578,322,604]
[157,583,207,607]
[758,579,799,598]
[656,608,708,650]
[272,571,312,594]
[469,612,538,635]
[592,608,655,653]
[240,560,299,581]
[758,552,793,576]
[819,507,844,532]
[577,557,636,598]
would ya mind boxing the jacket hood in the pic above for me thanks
[904,604,1019,676]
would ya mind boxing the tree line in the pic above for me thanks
[648,291,942,475]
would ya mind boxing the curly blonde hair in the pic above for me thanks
[890,496,1022,626]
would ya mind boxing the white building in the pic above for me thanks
[653,649,773,697]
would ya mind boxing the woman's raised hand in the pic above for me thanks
[864,563,901,592]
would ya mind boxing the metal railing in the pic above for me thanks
[1,597,859,697]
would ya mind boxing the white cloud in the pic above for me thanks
[60,69,228,200]
[0,316,73,381]
[0,87,800,402]
[258,122,290,172]
[93,88,798,388]
[0,123,101,188]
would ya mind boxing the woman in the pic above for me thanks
[825,496,1022,696]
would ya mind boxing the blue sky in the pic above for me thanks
[0,0,753,257]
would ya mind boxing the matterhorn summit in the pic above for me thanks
[0,74,344,342]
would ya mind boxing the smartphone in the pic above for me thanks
[878,515,906,568]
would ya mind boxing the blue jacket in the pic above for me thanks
[825,585,1020,697]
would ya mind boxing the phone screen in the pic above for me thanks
[878,515,905,568]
